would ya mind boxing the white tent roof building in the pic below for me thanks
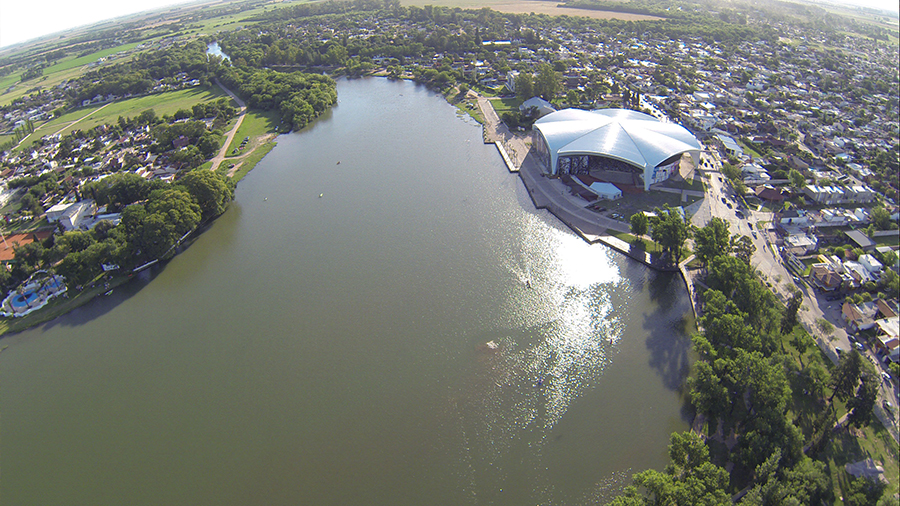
[533,108,702,190]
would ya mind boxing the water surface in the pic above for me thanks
[0,78,692,505]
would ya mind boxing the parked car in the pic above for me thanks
[883,372,892,382]
[855,342,864,351]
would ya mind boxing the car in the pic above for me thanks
[855,342,864,351]
[726,203,733,209]
[883,372,892,382]
[884,401,894,412]
[848,334,856,342]
[751,231,758,239]
[721,197,727,204]
[835,347,844,356]
[748,223,753,229]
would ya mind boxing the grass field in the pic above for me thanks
[0,66,85,107]
[0,73,21,92]
[488,96,522,116]
[15,87,233,148]
[42,42,143,75]
[229,141,277,182]
[225,109,280,156]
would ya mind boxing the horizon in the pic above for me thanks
[1,0,899,49]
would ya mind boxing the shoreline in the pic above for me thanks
[472,90,701,318]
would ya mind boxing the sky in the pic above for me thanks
[0,0,197,48]
[1,0,898,49]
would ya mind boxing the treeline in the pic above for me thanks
[217,67,336,131]
[609,217,891,504]
[5,170,234,292]
[251,0,400,21]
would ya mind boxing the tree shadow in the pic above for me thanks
[643,269,694,395]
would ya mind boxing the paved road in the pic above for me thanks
[693,149,899,441]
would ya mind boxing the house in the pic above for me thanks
[875,299,898,320]
[741,163,770,184]
[60,200,97,231]
[784,233,818,255]
[874,316,899,362]
[46,201,74,223]
[842,301,878,332]
[858,254,883,275]
[846,230,876,252]
[519,97,556,118]
[715,134,743,157]
[811,264,842,292]
[755,185,787,202]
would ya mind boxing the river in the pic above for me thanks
[0,78,692,505]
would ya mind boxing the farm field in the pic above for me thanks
[403,0,663,20]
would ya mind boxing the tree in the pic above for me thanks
[829,350,863,403]
[870,206,891,230]
[613,432,729,506]
[693,217,730,267]
[533,63,560,101]
[688,361,728,420]
[781,290,803,335]
[846,375,878,428]
[649,205,691,264]
[515,72,534,100]
[630,212,648,237]
[788,169,805,189]
[146,188,201,237]
[177,169,234,220]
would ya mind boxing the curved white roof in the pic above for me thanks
[534,108,701,187]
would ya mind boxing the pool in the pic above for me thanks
[10,291,39,310]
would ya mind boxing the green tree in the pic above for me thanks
[649,205,691,264]
[870,206,891,230]
[533,63,560,101]
[146,188,202,237]
[788,169,805,189]
[829,350,863,403]
[177,169,234,220]
[514,72,534,100]
[693,217,730,267]
[781,290,803,336]
[846,375,878,429]
[630,212,648,237]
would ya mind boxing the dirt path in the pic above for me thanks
[209,78,247,172]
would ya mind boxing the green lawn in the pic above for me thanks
[229,141,277,182]
[875,235,900,247]
[488,96,522,116]
[42,42,143,75]
[66,86,232,133]
[16,87,232,148]
[0,72,21,92]
[224,109,280,157]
